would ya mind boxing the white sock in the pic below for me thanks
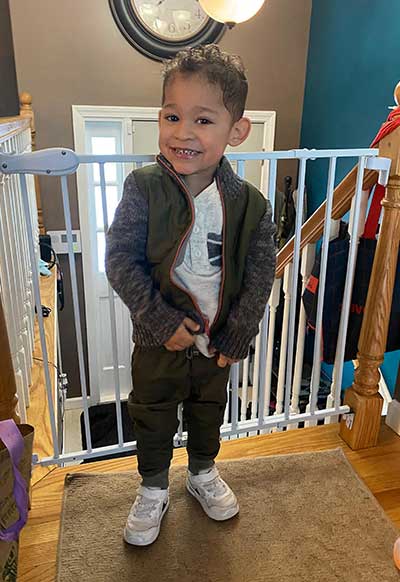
[193,467,214,476]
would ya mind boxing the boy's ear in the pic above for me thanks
[228,117,251,147]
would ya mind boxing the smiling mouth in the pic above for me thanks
[171,147,201,159]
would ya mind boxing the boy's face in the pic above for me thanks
[159,73,250,190]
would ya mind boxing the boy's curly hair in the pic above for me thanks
[162,44,248,122]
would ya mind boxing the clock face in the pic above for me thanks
[131,0,209,42]
[109,0,225,61]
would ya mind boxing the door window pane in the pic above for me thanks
[91,137,117,182]
[91,136,116,155]
[93,162,117,183]
[95,186,119,229]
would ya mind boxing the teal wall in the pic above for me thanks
[300,0,400,394]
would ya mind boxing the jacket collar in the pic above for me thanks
[156,153,243,200]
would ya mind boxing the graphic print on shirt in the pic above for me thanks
[207,233,223,268]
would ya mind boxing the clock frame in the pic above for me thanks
[109,0,225,61]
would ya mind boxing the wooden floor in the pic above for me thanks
[17,422,400,581]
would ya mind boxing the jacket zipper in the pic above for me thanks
[157,156,209,334]
[209,175,226,334]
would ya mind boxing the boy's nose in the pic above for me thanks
[173,122,195,141]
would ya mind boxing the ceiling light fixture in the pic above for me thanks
[199,0,266,27]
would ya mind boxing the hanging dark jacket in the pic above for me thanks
[105,154,276,359]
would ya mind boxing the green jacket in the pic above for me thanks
[105,154,276,359]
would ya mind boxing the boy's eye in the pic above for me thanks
[165,114,179,122]
[197,118,212,125]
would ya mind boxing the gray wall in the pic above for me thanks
[0,0,19,117]
[9,0,312,397]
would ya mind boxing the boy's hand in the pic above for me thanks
[208,347,239,367]
[216,354,239,367]
[164,318,200,351]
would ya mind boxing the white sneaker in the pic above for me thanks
[186,466,239,521]
[124,485,169,546]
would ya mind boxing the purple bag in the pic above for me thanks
[0,420,31,541]
[0,420,34,582]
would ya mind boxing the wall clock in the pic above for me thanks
[109,0,225,61]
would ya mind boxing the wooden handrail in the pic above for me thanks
[276,166,378,278]
[0,94,44,233]
[0,116,30,143]
[340,82,400,449]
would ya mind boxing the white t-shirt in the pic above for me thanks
[174,180,223,356]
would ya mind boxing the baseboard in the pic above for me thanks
[385,399,400,436]
[65,396,94,410]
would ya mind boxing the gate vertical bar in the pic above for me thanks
[283,158,307,420]
[333,157,367,412]
[60,174,92,451]
[258,158,278,428]
[309,157,337,414]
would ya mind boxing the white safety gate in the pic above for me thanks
[0,123,38,424]
[0,146,391,466]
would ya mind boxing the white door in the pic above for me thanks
[73,117,133,404]
[85,121,133,402]
[73,107,275,405]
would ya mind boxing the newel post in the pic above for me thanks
[340,83,400,449]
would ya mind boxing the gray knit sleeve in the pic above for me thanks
[211,200,276,360]
[105,172,186,345]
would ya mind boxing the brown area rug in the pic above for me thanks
[56,449,399,582]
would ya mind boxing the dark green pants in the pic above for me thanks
[128,346,230,488]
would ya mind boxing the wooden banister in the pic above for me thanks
[340,83,400,449]
[276,167,378,279]
[0,116,30,142]
[19,91,45,234]
[0,116,25,422]
[0,102,36,422]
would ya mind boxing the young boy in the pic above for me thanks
[105,44,276,546]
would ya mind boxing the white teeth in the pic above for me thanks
[175,148,197,155]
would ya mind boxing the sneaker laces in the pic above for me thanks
[130,495,162,521]
[201,476,227,500]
